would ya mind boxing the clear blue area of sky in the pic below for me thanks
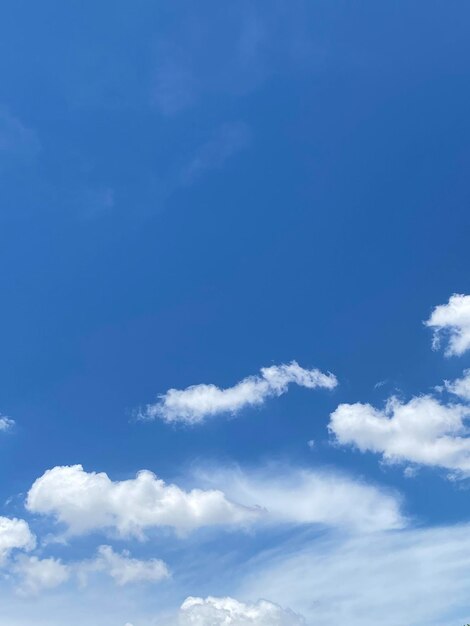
[1,0,470,546]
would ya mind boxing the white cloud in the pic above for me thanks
[8,545,168,596]
[83,545,170,586]
[26,465,260,538]
[13,555,70,595]
[445,369,470,400]
[141,361,337,424]
[198,465,404,532]
[0,415,14,432]
[238,524,470,626]
[329,395,470,476]
[425,293,470,356]
[2,524,470,626]
[0,517,35,565]
[26,463,404,540]
[178,596,304,626]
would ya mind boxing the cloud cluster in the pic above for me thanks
[26,465,260,538]
[327,294,470,477]
[8,294,470,619]
[8,545,170,596]
[425,293,470,356]
[3,523,470,626]
[329,395,470,476]
[178,596,304,626]
[141,361,337,424]
[25,462,404,542]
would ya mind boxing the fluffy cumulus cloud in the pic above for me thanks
[178,596,304,626]
[329,395,470,476]
[83,545,170,586]
[9,546,169,596]
[0,517,35,564]
[26,465,260,538]
[13,555,70,595]
[194,465,404,532]
[0,415,14,432]
[425,293,470,356]
[141,361,337,424]
[445,369,470,401]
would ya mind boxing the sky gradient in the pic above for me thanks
[1,2,470,625]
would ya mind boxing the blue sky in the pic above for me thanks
[1,1,470,624]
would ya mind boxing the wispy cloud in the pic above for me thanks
[0,415,15,432]
[180,122,251,186]
[197,464,405,533]
[152,52,200,116]
[238,523,470,626]
[140,361,337,425]
[3,521,470,625]
[0,108,40,161]
[445,369,470,401]
[151,9,264,116]
[150,3,319,117]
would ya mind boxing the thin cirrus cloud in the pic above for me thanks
[140,361,338,425]
[425,293,470,356]
[151,3,318,117]
[3,524,470,626]
[197,464,404,533]
[238,523,470,626]
[180,121,251,186]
